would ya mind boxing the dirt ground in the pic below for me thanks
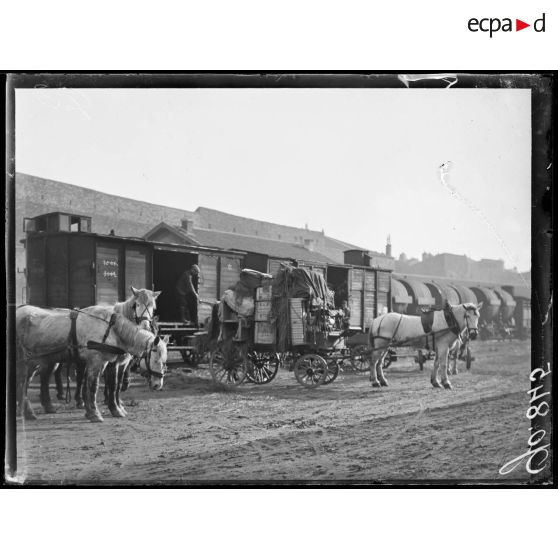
[15,339,533,484]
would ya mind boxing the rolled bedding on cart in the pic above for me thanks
[221,268,273,317]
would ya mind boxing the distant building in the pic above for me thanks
[395,250,526,285]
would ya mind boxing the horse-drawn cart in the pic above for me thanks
[208,266,351,388]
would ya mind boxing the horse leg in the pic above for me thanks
[377,349,389,387]
[449,342,459,376]
[39,364,57,414]
[103,367,109,405]
[17,361,37,420]
[121,363,130,392]
[369,351,381,388]
[75,362,85,408]
[441,346,452,390]
[84,363,104,422]
[54,363,65,401]
[431,348,442,388]
[105,362,124,418]
[116,363,128,416]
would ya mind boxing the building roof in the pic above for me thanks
[145,222,336,264]
[190,228,336,264]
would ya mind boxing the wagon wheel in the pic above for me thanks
[245,352,280,384]
[382,352,393,369]
[293,354,328,388]
[322,358,340,385]
[465,346,472,370]
[209,342,247,386]
[349,344,370,373]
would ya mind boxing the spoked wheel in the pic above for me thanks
[382,348,395,370]
[293,354,328,388]
[209,343,247,386]
[349,344,370,373]
[245,352,280,384]
[322,359,340,385]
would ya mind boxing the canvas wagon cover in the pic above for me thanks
[271,264,333,351]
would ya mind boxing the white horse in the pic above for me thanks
[16,305,168,422]
[368,302,482,389]
[40,287,161,417]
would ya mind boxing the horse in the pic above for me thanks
[368,302,482,389]
[16,305,168,422]
[36,288,161,416]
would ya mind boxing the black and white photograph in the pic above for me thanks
[4,73,552,485]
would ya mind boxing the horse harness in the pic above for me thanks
[370,314,404,352]
[369,304,467,355]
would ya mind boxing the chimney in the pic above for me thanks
[386,234,392,258]
[304,238,316,252]
[181,218,195,234]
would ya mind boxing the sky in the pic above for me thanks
[15,87,531,271]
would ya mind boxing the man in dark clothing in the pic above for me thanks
[176,264,200,324]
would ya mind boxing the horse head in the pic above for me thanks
[130,287,161,330]
[139,334,169,390]
[455,302,483,340]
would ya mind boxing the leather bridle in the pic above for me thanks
[138,338,166,381]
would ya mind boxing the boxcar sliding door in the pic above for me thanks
[96,242,121,305]
[363,269,376,330]
[197,253,219,324]
[124,245,152,294]
[376,271,391,316]
[69,236,95,308]
[348,268,363,328]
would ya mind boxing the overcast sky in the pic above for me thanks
[15,87,531,270]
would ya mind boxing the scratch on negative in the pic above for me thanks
[398,74,458,88]
[541,293,552,326]
[438,161,532,296]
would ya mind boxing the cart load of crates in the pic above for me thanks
[210,264,349,387]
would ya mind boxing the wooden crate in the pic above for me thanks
[290,298,306,345]
[255,321,275,344]
[255,299,272,321]
[256,285,273,301]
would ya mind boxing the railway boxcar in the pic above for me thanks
[502,285,531,339]
[23,212,245,326]
[391,278,412,314]
[470,286,501,323]
[326,264,392,331]
[423,279,461,310]
[449,283,478,306]
[393,276,435,315]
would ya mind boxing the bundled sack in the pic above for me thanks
[221,269,272,318]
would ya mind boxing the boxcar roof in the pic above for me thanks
[27,230,246,257]
[396,276,436,306]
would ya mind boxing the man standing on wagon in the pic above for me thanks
[176,264,200,325]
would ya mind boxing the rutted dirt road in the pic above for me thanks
[15,340,532,483]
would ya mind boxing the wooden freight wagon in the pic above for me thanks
[23,211,245,326]
[326,264,392,332]
[423,279,461,310]
[393,276,436,315]
[24,213,153,309]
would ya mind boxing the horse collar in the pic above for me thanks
[443,305,461,335]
